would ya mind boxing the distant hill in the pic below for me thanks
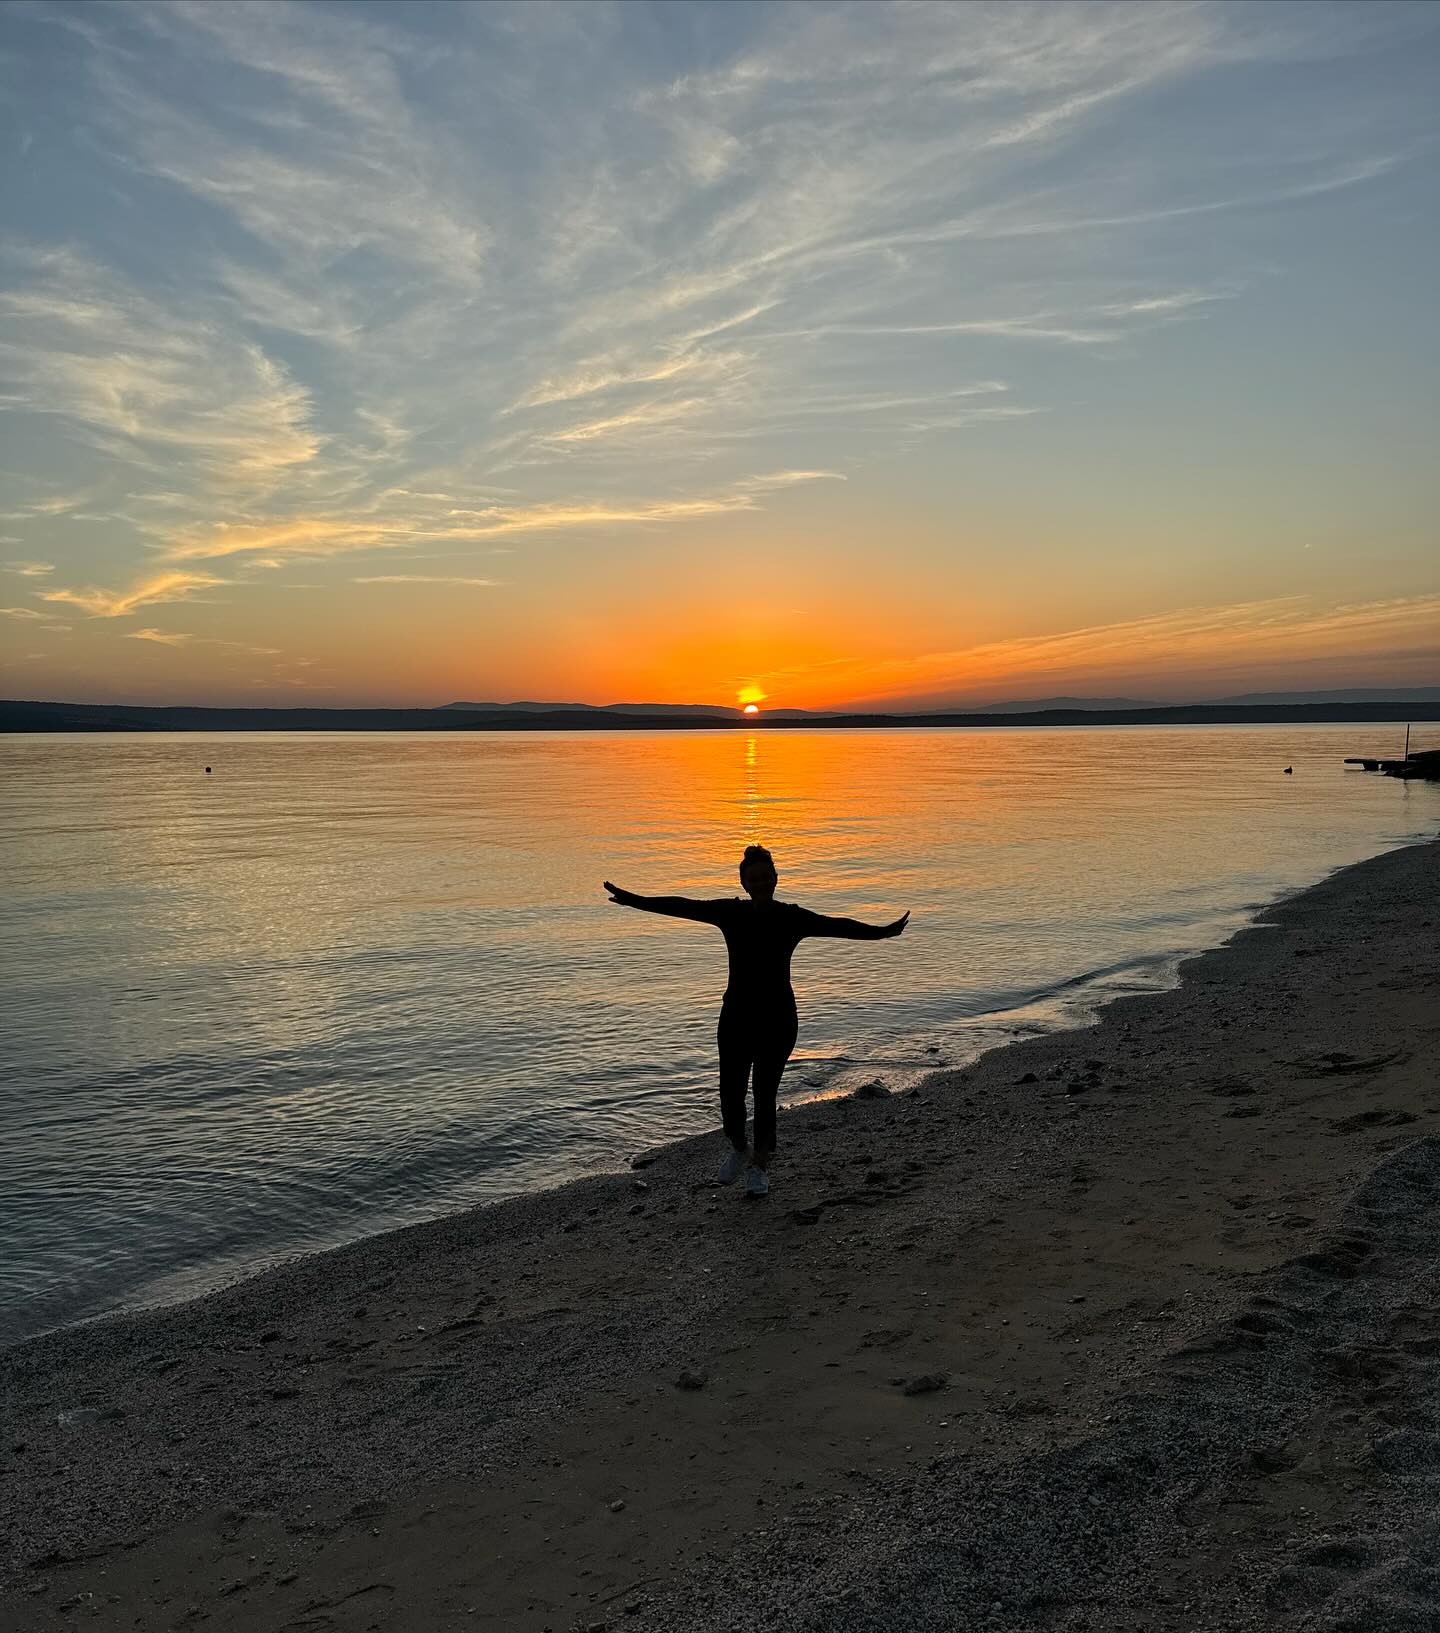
[440,700,736,716]
[11,689,1427,733]
[877,688,1439,713]
[961,694,1159,714]
[1212,687,1440,707]
[7,697,1440,733]
[438,688,1439,718]
[440,700,832,717]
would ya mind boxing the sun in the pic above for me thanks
[743,703,760,715]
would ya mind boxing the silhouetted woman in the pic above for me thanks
[603,845,908,1198]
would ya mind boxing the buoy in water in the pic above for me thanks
[205,766,212,774]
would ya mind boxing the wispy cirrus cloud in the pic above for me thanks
[96,0,488,291]
[0,496,89,520]
[353,575,498,586]
[37,569,227,618]
[11,0,1297,521]
[514,346,747,412]
[0,248,321,490]
[125,626,192,645]
[786,595,1440,709]
[158,469,844,564]
[1,594,70,632]
[126,626,279,655]
[536,398,711,447]
[3,1,1434,699]
[5,560,55,576]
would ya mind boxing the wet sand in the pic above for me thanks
[3,836,1437,1632]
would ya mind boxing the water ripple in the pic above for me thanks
[1,725,1435,1343]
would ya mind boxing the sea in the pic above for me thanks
[3,724,1436,1346]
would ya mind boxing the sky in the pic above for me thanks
[1,0,1437,711]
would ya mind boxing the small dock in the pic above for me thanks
[1346,724,1439,780]
[1344,748,1440,781]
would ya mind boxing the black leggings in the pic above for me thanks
[717,999,798,1158]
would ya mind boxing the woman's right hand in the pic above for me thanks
[603,880,637,906]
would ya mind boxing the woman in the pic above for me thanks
[603,845,909,1198]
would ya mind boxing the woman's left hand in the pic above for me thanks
[884,911,910,937]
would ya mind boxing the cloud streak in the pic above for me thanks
[126,626,280,655]
[785,596,1440,709]
[353,575,499,586]
[37,570,228,618]
[0,248,321,493]
[158,470,844,563]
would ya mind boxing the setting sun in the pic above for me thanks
[743,703,760,715]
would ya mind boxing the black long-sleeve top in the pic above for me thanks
[633,896,888,1007]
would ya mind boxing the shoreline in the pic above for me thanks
[4,833,1438,1630]
[7,702,1440,734]
[0,898,1182,1349]
[2,840,1385,1353]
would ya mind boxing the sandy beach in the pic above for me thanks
[4,835,1438,1632]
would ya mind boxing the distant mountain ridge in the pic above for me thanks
[440,700,734,715]
[962,694,1159,714]
[853,687,1440,714]
[437,688,1439,717]
[6,696,1439,733]
[1211,687,1440,706]
[439,700,827,717]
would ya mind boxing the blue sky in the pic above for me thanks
[1,0,1436,707]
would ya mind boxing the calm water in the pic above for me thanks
[2,725,1435,1345]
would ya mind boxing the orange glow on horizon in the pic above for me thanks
[39,568,1440,712]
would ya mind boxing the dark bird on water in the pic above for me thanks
[1283,766,1293,774]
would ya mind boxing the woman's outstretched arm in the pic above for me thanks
[798,907,910,940]
[603,882,726,922]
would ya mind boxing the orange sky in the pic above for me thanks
[2,3,1437,709]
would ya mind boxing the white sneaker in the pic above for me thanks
[716,1147,748,1184]
[744,1166,770,1199]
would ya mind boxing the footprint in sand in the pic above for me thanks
[1293,1050,1406,1077]
[1262,1535,1393,1614]
[1370,1427,1440,1475]
[1329,1109,1417,1135]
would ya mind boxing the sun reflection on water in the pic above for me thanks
[1,724,1435,1343]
